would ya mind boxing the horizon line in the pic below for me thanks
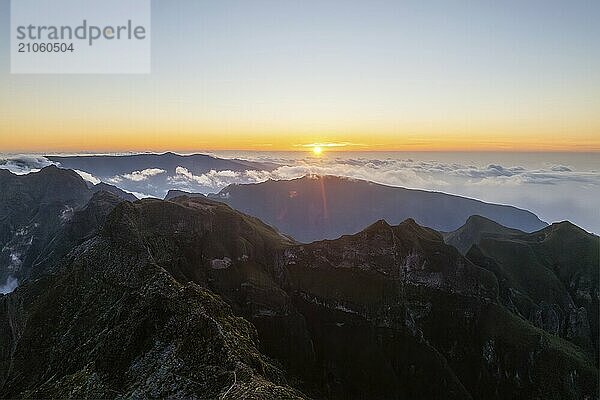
[2,149,599,155]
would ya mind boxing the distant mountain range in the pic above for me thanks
[164,189,206,200]
[48,152,277,177]
[46,154,548,242]
[207,175,547,242]
[47,152,278,197]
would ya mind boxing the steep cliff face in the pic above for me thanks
[0,204,303,399]
[0,166,92,286]
[0,167,136,286]
[279,219,597,399]
[0,195,597,399]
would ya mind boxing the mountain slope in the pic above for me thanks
[0,167,135,286]
[0,166,92,285]
[92,182,138,202]
[210,175,547,242]
[464,221,599,363]
[0,195,596,399]
[77,197,597,399]
[0,209,303,399]
[280,219,596,399]
[164,189,206,200]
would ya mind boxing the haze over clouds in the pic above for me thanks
[1,152,598,234]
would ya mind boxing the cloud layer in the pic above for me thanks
[165,157,599,193]
[122,168,166,182]
[0,153,598,233]
[0,155,54,175]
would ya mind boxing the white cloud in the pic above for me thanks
[171,167,242,188]
[0,275,18,294]
[0,155,54,175]
[122,168,166,182]
[128,191,154,199]
[74,170,101,185]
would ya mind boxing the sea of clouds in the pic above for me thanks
[1,152,599,234]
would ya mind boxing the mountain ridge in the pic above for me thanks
[28,196,594,398]
[448,216,600,362]
[209,174,547,242]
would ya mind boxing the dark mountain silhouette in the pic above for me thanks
[48,152,277,177]
[164,189,206,200]
[449,217,600,363]
[2,194,595,399]
[0,166,135,285]
[92,182,138,202]
[47,152,278,198]
[0,168,597,400]
[209,175,547,242]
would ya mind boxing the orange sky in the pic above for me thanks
[1,77,598,153]
[1,118,598,153]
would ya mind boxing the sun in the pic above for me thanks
[312,146,323,156]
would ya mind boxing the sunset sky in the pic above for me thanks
[0,0,599,152]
